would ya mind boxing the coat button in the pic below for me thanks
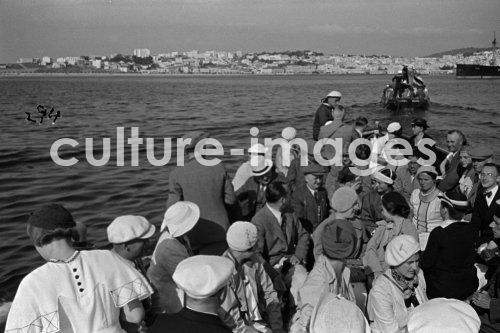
[75,275,79,279]
[79,288,84,292]
[77,282,82,286]
[73,268,77,272]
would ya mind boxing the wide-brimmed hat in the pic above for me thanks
[161,201,200,237]
[173,255,234,299]
[248,143,268,155]
[372,166,396,185]
[411,118,429,130]
[107,215,156,244]
[251,158,273,176]
[385,235,420,266]
[301,163,328,176]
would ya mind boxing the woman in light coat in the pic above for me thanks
[409,166,443,249]
[367,235,427,333]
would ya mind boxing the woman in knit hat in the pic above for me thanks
[363,191,418,283]
[292,219,358,332]
[409,165,444,249]
[5,204,153,333]
[367,234,428,333]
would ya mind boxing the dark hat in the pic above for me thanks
[301,163,328,175]
[27,204,76,230]
[469,145,494,161]
[182,131,209,152]
[411,118,429,129]
[321,220,357,260]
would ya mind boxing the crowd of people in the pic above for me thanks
[5,89,500,333]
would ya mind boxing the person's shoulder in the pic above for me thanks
[149,312,183,332]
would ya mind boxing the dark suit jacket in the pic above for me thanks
[422,221,478,300]
[233,177,269,221]
[471,187,500,245]
[438,150,461,193]
[150,307,232,333]
[312,103,333,141]
[251,205,309,267]
[290,184,329,234]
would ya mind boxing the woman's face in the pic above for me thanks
[394,253,420,279]
[460,151,472,168]
[372,178,390,194]
[381,205,393,222]
[417,172,435,192]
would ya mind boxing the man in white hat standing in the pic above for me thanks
[223,222,285,333]
[233,143,269,192]
[149,255,235,333]
[167,131,236,255]
[147,201,199,314]
[312,90,342,141]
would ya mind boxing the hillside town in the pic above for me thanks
[1,48,498,75]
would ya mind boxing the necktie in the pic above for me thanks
[280,213,288,244]
[485,191,492,198]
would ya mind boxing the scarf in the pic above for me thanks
[390,269,420,308]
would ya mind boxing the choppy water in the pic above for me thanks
[0,74,499,308]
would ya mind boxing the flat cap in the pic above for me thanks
[301,163,328,175]
[107,215,155,244]
[469,145,493,161]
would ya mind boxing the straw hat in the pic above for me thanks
[160,201,200,237]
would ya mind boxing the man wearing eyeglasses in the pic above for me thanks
[471,163,500,245]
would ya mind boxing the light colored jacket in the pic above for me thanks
[362,219,418,275]
[367,269,427,333]
[222,251,283,331]
[294,254,356,331]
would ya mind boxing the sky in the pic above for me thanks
[0,0,499,62]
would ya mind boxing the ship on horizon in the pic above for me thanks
[456,32,500,79]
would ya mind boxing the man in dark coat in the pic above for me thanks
[471,204,500,333]
[150,255,234,333]
[438,130,467,193]
[291,164,330,234]
[422,193,478,300]
[167,131,235,255]
[471,163,500,245]
[312,90,341,141]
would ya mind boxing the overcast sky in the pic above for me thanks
[0,0,499,62]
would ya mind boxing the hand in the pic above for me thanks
[472,291,491,309]
[289,255,301,266]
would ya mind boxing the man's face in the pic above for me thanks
[407,156,419,175]
[446,133,462,152]
[479,166,499,189]
[411,124,423,135]
[489,215,500,239]
[372,178,390,194]
[328,97,340,107]
[305,173,322,190]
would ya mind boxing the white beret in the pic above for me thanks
[310,294,368,333]
[107,215,155,244]
[281,127,297,141]
[387,122,401,133]
[408,298,480,333]
[226,221,258,251]
[385,235,420,266]
[173,255,234,299]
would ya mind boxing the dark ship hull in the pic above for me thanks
[456,64,500,79]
